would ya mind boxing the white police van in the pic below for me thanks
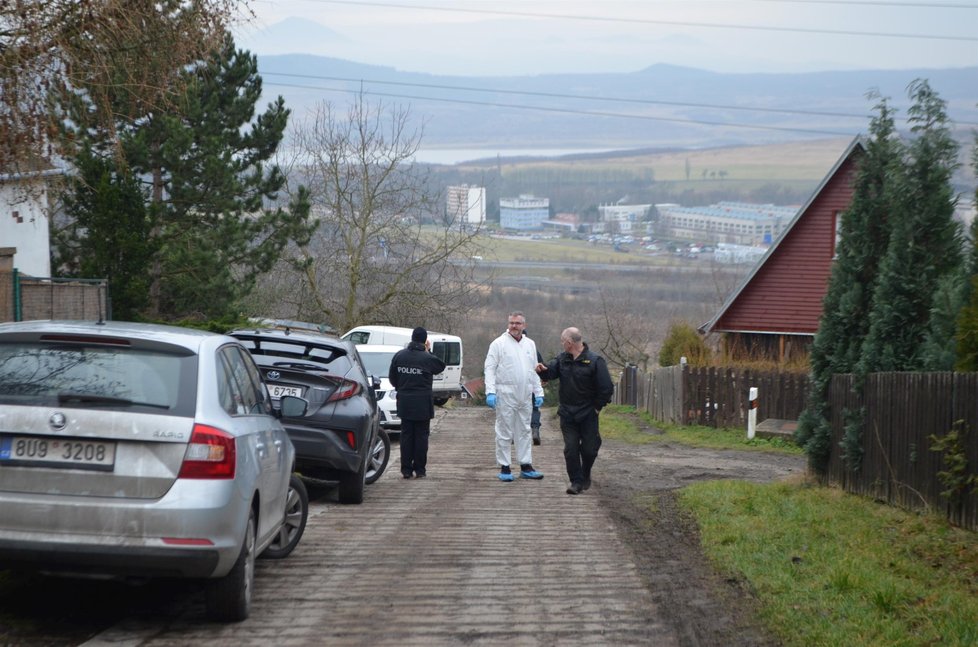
[342,326,463,406]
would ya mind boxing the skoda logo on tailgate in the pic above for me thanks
[268,370,281,380]
[49,412,67,430]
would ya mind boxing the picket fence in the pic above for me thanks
[614,364,808,427]
[827,372,978,531]
[615,366,978,530]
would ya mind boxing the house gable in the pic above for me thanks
[701,138,864,346]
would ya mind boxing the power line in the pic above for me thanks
[265,79,860,137]
[751,0,977,7]
[265,71,978,126]
[310,0,978,42]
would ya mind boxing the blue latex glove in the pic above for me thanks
[534,396,544,408]
[486,393,496,408]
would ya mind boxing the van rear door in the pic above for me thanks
[430,336,462,395]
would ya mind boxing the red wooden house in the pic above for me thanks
[699,137,865,363]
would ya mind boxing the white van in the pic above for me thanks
[342,326,463,405]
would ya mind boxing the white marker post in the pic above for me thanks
[747,387,758,439]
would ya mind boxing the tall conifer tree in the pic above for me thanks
[54,146,156,320]
[838,81,964,469]
[58,33,312,321]
[858,80,962,374]
[952,136,978,371]
[795,99,899,472]
[126,34,312,319]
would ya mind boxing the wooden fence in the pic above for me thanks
[615,364,809,427]
[827,372,978,531]
[1,271,109,322]
[615,366,978,531]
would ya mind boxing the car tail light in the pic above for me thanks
[326,378,361,403]
[178,424,236,479]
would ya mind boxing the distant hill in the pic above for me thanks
[255,54,978,151]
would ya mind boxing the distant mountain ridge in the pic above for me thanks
[255,53,978,150]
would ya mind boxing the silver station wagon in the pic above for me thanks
[0,321,309,622]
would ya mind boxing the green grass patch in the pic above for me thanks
[478,235,672,265]
[679,481,978,646]
[601,405,803,455]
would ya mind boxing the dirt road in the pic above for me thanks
[1,406,804,646]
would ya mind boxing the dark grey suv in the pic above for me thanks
[229,328,389,504]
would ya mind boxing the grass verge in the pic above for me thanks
[601,404,803,455]
[680,480,978,646]
[600,406,978,646]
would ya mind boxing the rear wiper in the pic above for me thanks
[272,361,325,371]
[57,392,170,409]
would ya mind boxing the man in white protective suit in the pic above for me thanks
[484,310,545,482]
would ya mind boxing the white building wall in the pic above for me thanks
[1,180,52,277]
[447,185,486,225]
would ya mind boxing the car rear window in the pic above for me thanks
[234,336,347,370]
[0,342,196,415]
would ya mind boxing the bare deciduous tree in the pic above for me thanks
[580,286,664,371]
[259,95,486,334]
[0,0,242,172]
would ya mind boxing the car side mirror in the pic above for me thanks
[371,376,381,391]
[278,395,308,418]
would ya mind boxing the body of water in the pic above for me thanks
[413,148,616,165]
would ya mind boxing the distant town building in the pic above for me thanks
[655,201,797,245]
[598,203,650,233]
[500,195,549,231]
[446,184,486,226]
[713,243,769,264]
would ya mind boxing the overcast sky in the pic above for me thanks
[238,0,977,76]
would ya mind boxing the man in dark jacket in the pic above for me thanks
[536,327,614,495]
[389,327,446,479]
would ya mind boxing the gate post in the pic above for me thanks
[747,386,758,439]
[12,268,21,322]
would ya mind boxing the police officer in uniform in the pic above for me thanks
[389,327,447,479]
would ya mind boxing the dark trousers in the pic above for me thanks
[400,418,431,476]
[531,399,541,429]
[560,409,602,485]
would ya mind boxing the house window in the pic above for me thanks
[833,211,843,258]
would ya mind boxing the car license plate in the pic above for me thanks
[0,435,116,471]
[269,384,303,399]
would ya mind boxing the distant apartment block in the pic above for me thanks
[446,184,486,226]
[655,201,797,245]
[598,204,650,233]
[500,195,549,231]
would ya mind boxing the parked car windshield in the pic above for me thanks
[357,350,396,379]
[0,343,193,414]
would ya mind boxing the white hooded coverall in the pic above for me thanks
[484,331,544,468]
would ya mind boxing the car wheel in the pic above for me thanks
[338,457,366,505]
[433,397,449,406]
[365,429,390,485]
[205,507,256,622]
[261,474,308,560]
